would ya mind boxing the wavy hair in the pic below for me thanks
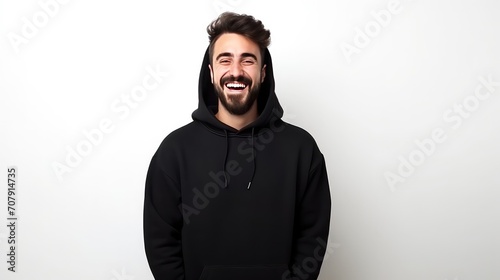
[207,12,271,64]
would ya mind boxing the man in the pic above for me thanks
[144,12,331,280]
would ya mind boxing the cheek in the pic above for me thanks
[215,73,224,85]
[213,69,227,82]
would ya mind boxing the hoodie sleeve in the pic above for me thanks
[143,151,185,280]
[289,151,332,280]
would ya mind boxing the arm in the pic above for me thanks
[143,152,185,280]
[289,152,332,280]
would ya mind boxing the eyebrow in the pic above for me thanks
[215,52,258,62]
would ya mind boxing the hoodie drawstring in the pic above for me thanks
[247,127,256,190]
[222,129,229,188]
[222,128,256,190]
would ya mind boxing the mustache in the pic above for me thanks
[220,75,252,87]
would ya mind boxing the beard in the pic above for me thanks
[214,75,260,115]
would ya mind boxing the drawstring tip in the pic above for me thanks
[223,172,228,188]
[247,182,252,190]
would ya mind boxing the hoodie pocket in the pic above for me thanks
[199,264,289,280]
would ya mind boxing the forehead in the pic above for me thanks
[213,33,261,59]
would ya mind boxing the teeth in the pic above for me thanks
[226,83,246,89]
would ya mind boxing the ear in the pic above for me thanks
[208,64,214,84]
[261,64,266,83]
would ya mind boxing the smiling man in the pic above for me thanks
[209,32,265,125]
[144,12,331,280]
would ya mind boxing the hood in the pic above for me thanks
[191,46,284,189]
[192,47,283,133]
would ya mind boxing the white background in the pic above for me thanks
[1,0,499,279]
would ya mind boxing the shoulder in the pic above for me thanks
[278,120,319,146]
[266,120,324,159]
[148,122,199,173]
[283,121,326,157]
[154,121,199,154]
[275,121,327,171]
[163,121,198,141]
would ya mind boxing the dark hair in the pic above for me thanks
[207,12,271,64]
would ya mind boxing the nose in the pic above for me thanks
[228,62,243,77]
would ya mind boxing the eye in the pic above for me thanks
[242,59,255,65]
[219,58,231,65]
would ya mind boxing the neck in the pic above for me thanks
[215,101,258,131]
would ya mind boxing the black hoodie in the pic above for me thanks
[144,47,331,280]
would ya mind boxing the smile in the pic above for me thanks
[225,82,248,90]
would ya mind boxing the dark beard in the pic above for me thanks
[215,76,260,115]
